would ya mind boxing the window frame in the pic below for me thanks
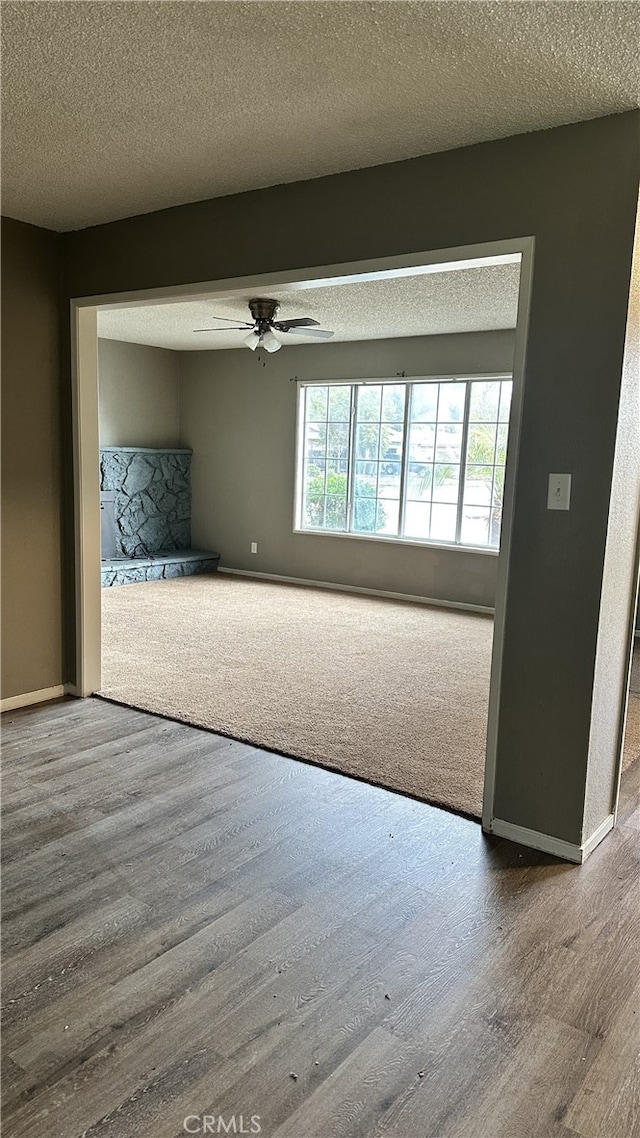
[294,372,512,554]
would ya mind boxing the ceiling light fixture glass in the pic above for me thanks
[261,329,282,353]
[244,331,259,351]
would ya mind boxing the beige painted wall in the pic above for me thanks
[98,338,181,447]
[180,330,514,607]
[1,217,63,699]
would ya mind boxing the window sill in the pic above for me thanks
[292,527,499,556]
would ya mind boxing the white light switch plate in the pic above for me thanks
[547,473,571,511]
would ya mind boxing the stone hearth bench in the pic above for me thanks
[101,549,220,588]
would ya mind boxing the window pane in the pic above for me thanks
[354,460,376,485]
[378,465,402,499]
[306,386,328,421]
[498,382,512,422]
[438,382,466,422]
[380,443,402,474]
[432,464,460,503]
[496,425,508,466]
[354,472,377,496]
[406,464,434,501]
[409,423,435,464]
[492,466,506,512]
[357,386,382,421]
[376,499,399,536]
[411,383,439,421]
[430,503,457,542]
[350,498,380,532]
[403,500,431,540]
[379,422,404,460]
[463,465,493,505]
[325,468,349,500]
[460,507,490,546]
[381,438,403,469]
[435,423,463,461]
[323,495,348,531]
[304,461,325,490]
[305,422,326,465]
[327,422,350,471]
[381,385,406,422]
[305,494,347,531]
[303,486,325,527]
[489,509,503,548]
[469,381,500,421]
[328,385,350,421]
[467,423,497,465]
[356,424,379,462]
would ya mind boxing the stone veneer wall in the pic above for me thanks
[100,447,192,558]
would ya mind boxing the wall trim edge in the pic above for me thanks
[581,813,616,859]
[490,813,615,863]
[217,567,494,614]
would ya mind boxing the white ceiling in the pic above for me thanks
[3,2,639,232]
[97,261,521,349]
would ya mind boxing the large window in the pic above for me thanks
[296,376,512,550]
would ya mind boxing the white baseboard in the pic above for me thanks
[581,814,616,859]
[1,685,66,712]
[490,813,615,864]
[217,567,494,615]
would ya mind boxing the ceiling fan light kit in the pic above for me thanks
[193,297,335,354]
[261,328,282,353]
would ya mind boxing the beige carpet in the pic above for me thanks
[99,576,640,820]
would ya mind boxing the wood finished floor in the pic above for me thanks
[1,697,639,1138]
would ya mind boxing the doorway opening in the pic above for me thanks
[73,239,535,829]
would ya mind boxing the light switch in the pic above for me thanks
[547,473,571,511]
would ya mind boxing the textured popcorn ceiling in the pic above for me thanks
[97,262,520,349]
[3,2,639,232]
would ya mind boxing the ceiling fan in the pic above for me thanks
[194,297,334,353]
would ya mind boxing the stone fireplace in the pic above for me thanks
[100,446,219,586]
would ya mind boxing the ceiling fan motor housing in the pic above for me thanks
[249,298,280,325]
[192,298,331,343]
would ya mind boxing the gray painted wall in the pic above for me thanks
[1,217,63,700]
[62,111,640,847]
[2,111,636,849]
[98,338,181,448]
[180,330,514,607]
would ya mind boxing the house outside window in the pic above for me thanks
[295,376,512,551]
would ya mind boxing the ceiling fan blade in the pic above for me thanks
[193,325,254,332]
[274,317,320,331]
[283,326,334,339]
[199,315,254,328]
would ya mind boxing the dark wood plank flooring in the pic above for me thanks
[2,697,639,1138]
